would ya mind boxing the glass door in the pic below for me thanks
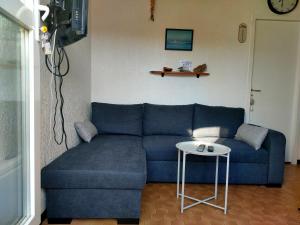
[0,13,29,225]
[0,1,40,225]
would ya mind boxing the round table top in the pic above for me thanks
[176,141,231,156]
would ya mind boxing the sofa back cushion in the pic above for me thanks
[193,104,244,138]
[143,104,193,136]
[92,102,143,136]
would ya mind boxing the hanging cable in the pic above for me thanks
[46,29,57,161]
[45,28,69,150]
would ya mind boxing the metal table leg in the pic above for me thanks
[177,149,181,199]
[224,153,230,214]
[180,152,186,213]
[215,155,219,199]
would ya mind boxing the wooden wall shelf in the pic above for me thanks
[150,71,210,78]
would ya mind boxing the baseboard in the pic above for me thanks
[266,184,282,188]
[40,210,47,225]
[40,210,72,224]
[47,218,72,224]
[40,211,138,224]
[117,218,139,224]
[285,161,300,165]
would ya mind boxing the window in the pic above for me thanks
[0,1,40,225]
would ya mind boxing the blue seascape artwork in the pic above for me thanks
[165,29,193,51]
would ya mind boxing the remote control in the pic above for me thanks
[197,144,206,152]
[207,146,214,152]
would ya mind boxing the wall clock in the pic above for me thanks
[268,0,299,14]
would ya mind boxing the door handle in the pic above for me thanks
[251,89,261,92]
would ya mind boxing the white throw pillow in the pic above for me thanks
[74,120,98,143]
[235,124,268,150]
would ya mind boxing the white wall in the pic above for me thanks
[90,0,252,107]
[90,0,300,161]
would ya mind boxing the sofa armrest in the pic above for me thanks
[262,129,286,185]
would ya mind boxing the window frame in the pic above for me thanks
[0,1,41,225]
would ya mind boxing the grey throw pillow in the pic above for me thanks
[74,120,98,143]
[235,124,268,150]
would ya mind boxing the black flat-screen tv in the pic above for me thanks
[46,0,88,47]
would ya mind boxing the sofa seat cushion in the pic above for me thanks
[195,138,269,164]
[41,135,146,190]
[143,135,194,161]
[193,104,244,138]
[143,136,268,164]
[143,104,194,136]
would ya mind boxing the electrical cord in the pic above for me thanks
[45,46,70,77]
[46,29,57,165]
[45,29,69,150]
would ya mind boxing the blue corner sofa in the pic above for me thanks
[41,103,286,224]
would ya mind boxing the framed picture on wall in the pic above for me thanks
[165,28,194,51]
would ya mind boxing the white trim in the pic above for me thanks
[24,28,41,225]
[245,15,256,123]
[19,20,41,225]
[290,27,300,165]
[34,0,41,41]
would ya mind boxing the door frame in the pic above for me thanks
[0,1,41,225]
[246,17,300,164]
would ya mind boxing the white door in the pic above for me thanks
[250,20,300,162]
[0,1,40,225]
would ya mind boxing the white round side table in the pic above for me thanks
[176,141,231,214]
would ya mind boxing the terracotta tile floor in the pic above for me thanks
[42,165,300,225]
